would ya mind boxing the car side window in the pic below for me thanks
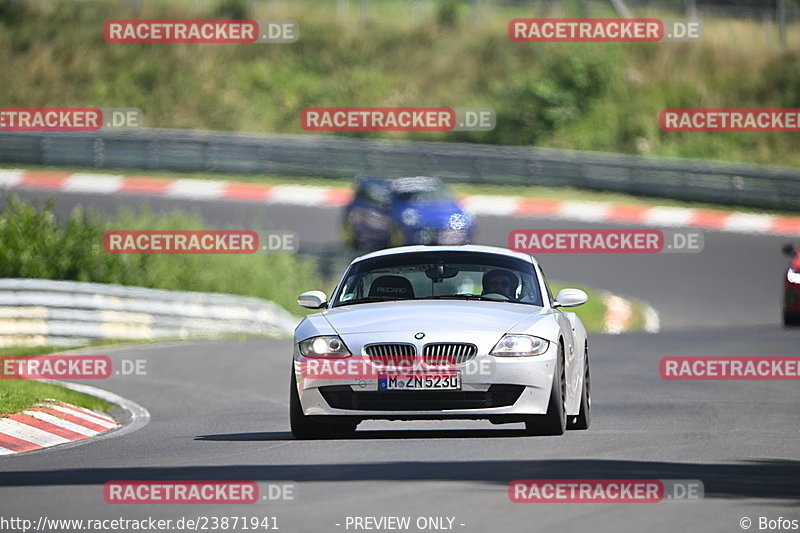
[358,183,390,208]
[339,275,367,302]
[354,184,370,202]
[355,183,376,203]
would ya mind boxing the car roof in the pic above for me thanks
[356,175,443,193]
[390,176,443,193]
[352,244,537,266]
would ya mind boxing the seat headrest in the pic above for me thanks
[368,276,415,299]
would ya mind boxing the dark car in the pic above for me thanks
[783,243,800,327]
[342,176,474,249]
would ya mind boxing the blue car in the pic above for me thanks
[343,176,474,249]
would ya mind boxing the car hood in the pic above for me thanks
[321,300,545,335]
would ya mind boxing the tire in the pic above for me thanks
[783,311,800,327]
[342,223,357,249]
[289,371,333,439]
[342,215,360,249]
[289,371,359,439]
[567,345,590,430]
[524,342,566,436]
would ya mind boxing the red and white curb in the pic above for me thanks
[603,293,660,334]
[0,377,149,456]
[1,169,798,236]
[0,399,118,455]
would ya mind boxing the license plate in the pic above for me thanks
[379,373,461,390]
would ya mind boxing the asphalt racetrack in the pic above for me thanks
[0,189,798,533]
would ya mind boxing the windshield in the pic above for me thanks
[332,251,543,307]
[394,189,449,203]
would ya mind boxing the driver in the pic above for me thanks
[482,269,519,299]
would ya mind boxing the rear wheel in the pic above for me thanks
[567,345,591,430]
[783,311,800,327]
[524,343,566,436]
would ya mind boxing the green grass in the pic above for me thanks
[0,346,69,357]
[0,347,115,414]
[0,380,115,415]
[0,0,799,167]
[0,193,322,314]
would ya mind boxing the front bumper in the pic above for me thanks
[293,345,557,420]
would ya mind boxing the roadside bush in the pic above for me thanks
[0,0,26,25]
[490,49,616,145]
[0,194,321,313]
[213,0,248,19]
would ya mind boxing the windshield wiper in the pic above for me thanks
[336,295,521,306]
[335,296,405,307]
[420,294,508,302]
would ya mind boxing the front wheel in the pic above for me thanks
[524,343,566,436]
[783,310,800,327]
[290,371,332,439]
[567,346,590,430]
[290,371,359,439]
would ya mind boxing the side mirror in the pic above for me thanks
[782,243,796,257]
[553,288,588,308]
[298,290,328,309]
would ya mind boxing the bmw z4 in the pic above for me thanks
[290,245,590,439]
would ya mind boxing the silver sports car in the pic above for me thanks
[291,244,590,439]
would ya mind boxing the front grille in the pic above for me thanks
[320,385,524,411]
[364,343,417,368]
[422,343,477,366]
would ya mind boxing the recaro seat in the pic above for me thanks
[368,276,415,299]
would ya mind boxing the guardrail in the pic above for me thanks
[0,278,299,347]
[1,129,799,211]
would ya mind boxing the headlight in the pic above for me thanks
[298,336,351,358]
[490,335,550,357]
[788,269,800,285]
[448,212,469,230]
